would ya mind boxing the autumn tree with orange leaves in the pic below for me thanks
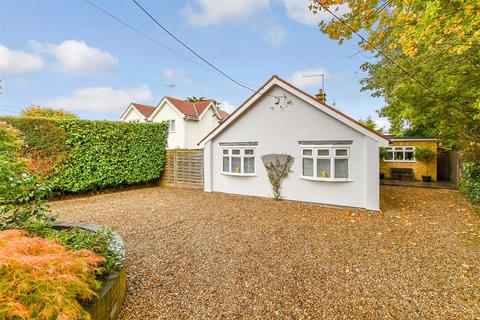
[310,0,480,162]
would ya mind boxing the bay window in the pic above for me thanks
[222,148,255,175]
[301,147,350,180]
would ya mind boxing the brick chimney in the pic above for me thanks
[315,89,326,103]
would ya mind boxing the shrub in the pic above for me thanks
[379,147,389,158]
[261,154,294,200]
[460,162,480,207]
[41,226,124,274]
[0,117,67,176]
[1,122,123,273]
[0,230,105,320]
[21,106,79,120]
[0,122,55,232]
[0,117,168,194]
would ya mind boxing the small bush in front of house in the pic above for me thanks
[460,162,480,208]
[0,230,105,320]
[0,117,169,194]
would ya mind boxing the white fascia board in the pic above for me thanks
[199,77,388,146]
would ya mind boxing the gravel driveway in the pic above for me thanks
[51,186,480,319]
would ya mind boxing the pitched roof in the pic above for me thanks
[218,109,230,121]
[199,75,389,146]
[131,103,156,118]
[165,97,213,118]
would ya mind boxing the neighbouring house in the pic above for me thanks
[120,103,156,123]
[121,98,230,149]
[380,136,438,181]
[199,75,389,211]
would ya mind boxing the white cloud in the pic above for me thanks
[290,67,328,88]
[282,0,350,26]
[219,100,236,113]
[163,68,191,85]
[182,0,285,47]
[31,40,117,75]
[263,23,286,47]
[182,0,269,26]
[0,44,43,75]
[39,85,152,114]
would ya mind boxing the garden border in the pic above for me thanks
[55,222,126,320]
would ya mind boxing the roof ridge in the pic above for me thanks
[198,75,388,145]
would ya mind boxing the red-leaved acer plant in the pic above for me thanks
[0,230,106,320]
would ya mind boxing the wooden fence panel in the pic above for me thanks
[159,149,204,188]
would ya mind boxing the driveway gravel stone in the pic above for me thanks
[51,186,480,319]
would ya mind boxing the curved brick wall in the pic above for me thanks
[55,222,126,320]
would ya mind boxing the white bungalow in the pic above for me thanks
[121,98,229,149]
[199,75,389,211]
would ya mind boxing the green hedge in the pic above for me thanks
[460,162,480,208]
[0,117,168,194]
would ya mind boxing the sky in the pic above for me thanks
[0,0,388,127]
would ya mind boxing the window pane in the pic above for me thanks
[385,152,393,160]
[223,149,229,155]
[223,157,230,172]
[232,149,241,155]
[405,151,414,161]
[316,159,331,178]
[335,149,348,157]
[303,149,313,156]
[317,149,330,157]
[302,158,314,177]
[244,149,254,155]
[244,157,255,173]
[231,157,241,173]
[394,147,403,150]
[335,159,348,178]
[394,152,404,160]
[405,147,414,150]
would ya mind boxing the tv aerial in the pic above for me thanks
[166,83,176,96]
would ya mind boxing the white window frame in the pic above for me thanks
[165,120,176,132]
[221,147,256,176]
[383,146,416,163]
[300,146,351,182]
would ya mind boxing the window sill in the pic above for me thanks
[221,172,257,177]
[299,176,353,182]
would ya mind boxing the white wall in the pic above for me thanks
[207,86,381,210]
[151,102,185,149]
[122,107,146,122]
[185,107,221,149]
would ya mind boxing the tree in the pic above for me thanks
[186,96,222,107]
[21,106,79,120]
[309,0,480,161]
[415,147,436,177]
[186,96,207,102]
[359,115,385,133]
